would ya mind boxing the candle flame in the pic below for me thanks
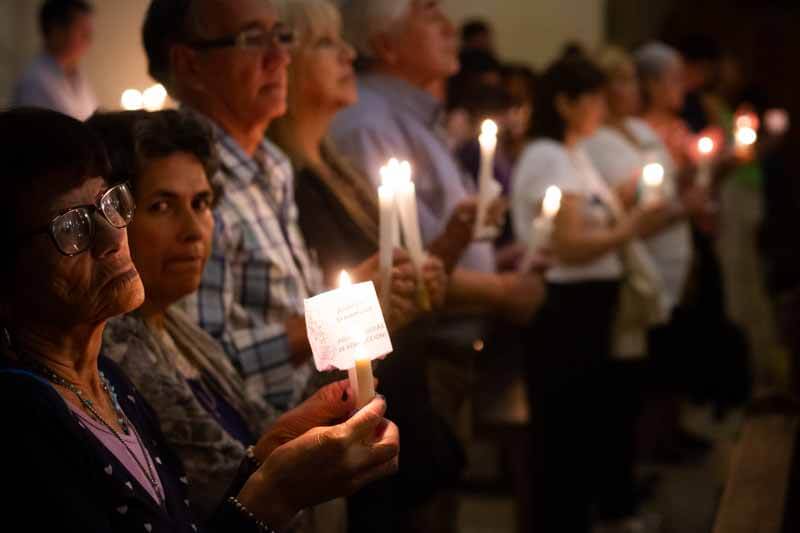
[399,160,412,182]
[643,163,665,186]
[735,113,758,130]
[542,186,562,217]
[338,270,352,288]
[481,119,498,137]
[698,136,714,155]
[765,108,789,135]
[735,126,757,146]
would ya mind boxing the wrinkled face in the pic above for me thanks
[48,12,94,64]
[647,59,686,113]
[127,153,214,310]
[383,0,459,84]
[190,0,291,129]
[290,17,357,112]
[560,90,607,139]
[6,177,144,329]
[606,60,640,117]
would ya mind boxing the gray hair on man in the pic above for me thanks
[634,41,681,82]
[336,0,413,59]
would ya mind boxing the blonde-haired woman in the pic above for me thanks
[269,1,466,531]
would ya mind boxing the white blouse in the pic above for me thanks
[511,139,623,283]
[583,117,692,312]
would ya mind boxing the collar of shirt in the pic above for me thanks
[184,109,290,200]
[360,73,445,131]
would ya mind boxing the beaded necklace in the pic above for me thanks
[26,358,165,507]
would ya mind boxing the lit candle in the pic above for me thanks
[640,163,665,205]
[518,186,561,273]
[338,271,376,409]
[378,163,399,311]
[393,160,431,311]
[120,89,143,111]
[474,119,502,240]
[142,84,168,111]
[696,136,714,188]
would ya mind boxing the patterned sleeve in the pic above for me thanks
[189,208,295,410]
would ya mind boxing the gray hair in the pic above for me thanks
[634,41,681,82]
[336,0,413,59]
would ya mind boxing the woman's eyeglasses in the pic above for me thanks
[21,182,136,257]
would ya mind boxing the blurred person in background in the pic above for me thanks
[512,56,666,533]
[11,0,97,119]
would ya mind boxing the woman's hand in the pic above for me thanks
[253,380,355,462]
[496,272,547,325]
[238,396,400,530]
[628,201,673,239]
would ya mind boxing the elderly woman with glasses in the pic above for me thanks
[0,108,399,532]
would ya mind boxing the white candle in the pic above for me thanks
[393,160,431,310]
[378,163,399,308]
[475,119,501,240]
[640,162,665,205]
[696,136,714,188]
[518,186,561,273]
[338,271,376,409]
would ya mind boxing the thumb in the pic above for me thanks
[345,395,387,440]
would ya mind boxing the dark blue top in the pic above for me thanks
[0,356,270,533]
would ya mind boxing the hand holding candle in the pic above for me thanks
[304,271,393,409]
[518,186,562,273]
[474,119,503,240]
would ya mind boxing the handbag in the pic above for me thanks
[607,196,669,359]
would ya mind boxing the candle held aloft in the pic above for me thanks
[474,119,502,240]
[518,186,561,273]
[640,163,665,205]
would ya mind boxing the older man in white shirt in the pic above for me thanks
[12,0,97,120]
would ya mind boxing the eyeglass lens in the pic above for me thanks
[51,184,135,255]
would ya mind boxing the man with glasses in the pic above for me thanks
[142,0,320,411]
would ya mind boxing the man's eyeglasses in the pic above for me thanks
[21,182,136,257]
[188,24,295,53]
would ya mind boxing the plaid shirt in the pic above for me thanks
[183,120,324,410]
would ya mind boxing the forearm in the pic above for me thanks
[445,268,504,314]
[554,224,631,265]
[427,232,471,273]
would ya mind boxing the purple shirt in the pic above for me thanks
[69,403,165,505]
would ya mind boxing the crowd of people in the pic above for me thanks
[1,1,791,532]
